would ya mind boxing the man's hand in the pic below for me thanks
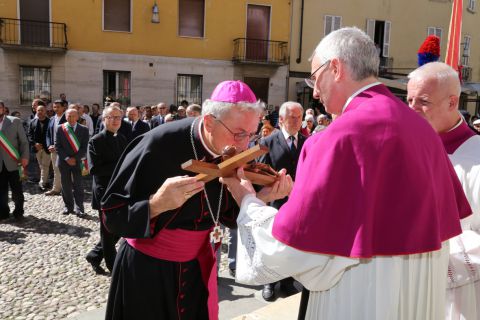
[66,157,76,166]
[220,167,257,206]
[34,143,43,152]
[149,176,205,219]
[48,145,55,152]
[20,158,29,168]
[257,168,293,203]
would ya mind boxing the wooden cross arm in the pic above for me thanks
[181,144,276,185]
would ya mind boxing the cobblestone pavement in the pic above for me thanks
[0,179,231,320]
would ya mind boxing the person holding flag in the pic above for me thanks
[55,107,89,216]
[0,101,29,220]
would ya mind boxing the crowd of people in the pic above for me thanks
[1,26,479,320]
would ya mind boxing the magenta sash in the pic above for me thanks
[126,228,219,320]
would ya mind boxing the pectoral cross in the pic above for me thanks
[210,225,224,243]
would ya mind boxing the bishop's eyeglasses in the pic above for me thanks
[211,115,258,142]
[305,60,330,89]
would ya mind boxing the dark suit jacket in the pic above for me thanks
[258,130,307,209]
[131,120,150,140]
[88,130,128,209]
[28,117,50,153]
[54,123,89,168]
[46,114,66,148]
[151,115,165,128]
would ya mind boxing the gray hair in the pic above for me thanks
[305,114,315,122]
[202,99,265,119]
[187,104,202,113]
[408,62,461,96]
[311,27,379,81]
[279,101,303,118]
[102,105,123,118]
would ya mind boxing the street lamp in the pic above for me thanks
[151,2,159,24]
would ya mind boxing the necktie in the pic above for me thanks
[289,136,297,154]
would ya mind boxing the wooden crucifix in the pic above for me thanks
[181,144,277,186]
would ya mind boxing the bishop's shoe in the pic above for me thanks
[262,283,276,301]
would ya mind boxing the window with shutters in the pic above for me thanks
[468,0,476,12]
[324,15,342,36]
[366,19,391,58]
[462,35,471,66]
[179,0,205,37]
[427,27,442,44]
[177,74,203,106]
[103,0,131,32]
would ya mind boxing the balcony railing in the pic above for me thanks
[233,38,288,65]
[461,66,473,82]
[0,17,67,50]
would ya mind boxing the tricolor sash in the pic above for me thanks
[61,123,80,153]
[0,130,20,162]
[81,158,89,176]
[0,130,25,178]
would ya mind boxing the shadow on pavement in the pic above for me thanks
[218,276,263,302]
[0,229,28,244]
[7,215,93,238]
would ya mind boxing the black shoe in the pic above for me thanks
[262,284,275,301]
[12,210,24,220]
[62,208,72,215]
[86,257,107,275]
[75,209,86,217]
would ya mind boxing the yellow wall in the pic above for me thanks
[0,0,290,60]
[290,0,480,82]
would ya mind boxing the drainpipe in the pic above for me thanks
[296,0,305,64]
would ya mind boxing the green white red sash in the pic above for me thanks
[0,130,25,178]
[61,123,89,175]
[0,130,20,162]
[61,123,80,153]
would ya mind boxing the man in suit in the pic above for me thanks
[258,101,307,301]
[151,102,168,128]
[55,108,89,215]
[126,106,150,140]
[0,101,29,219]
[28,104,51,190]
[86,105,128,274]
[45,100,67,196]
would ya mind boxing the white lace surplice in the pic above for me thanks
[446,136,480,320]
[236,194,450,320]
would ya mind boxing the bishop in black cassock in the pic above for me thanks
[101,80,265,320]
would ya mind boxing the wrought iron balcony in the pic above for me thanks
[233,38,288,66]
[461,66,473,82]
[0,17,67,51]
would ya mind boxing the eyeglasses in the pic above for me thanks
[305,60,330,89]
[105,116,123,121]
[212,115,258,142]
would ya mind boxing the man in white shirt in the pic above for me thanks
[407,61,480,320]
[221,27,471,320]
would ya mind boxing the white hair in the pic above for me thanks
[408,62,461,96]
[201,99,265,119]
[311,27,379,81]
[103,105,123,118]
[279,101,303,118]
[305,114,315,122]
